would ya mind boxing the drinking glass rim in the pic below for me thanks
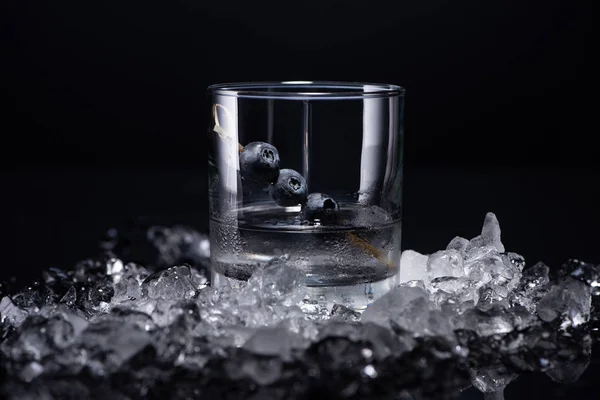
[207,81,405,100]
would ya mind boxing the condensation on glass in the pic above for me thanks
[207,81,405,310]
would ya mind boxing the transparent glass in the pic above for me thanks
[207,81,405,310]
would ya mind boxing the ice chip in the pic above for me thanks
[1,216,599,398]
[105,258,124,277]
[317,321,414,360]
[457,305,515,336]
[558,259,600,295]
[19,361,44,382]
[399,280,426,291]
[470,366,516,393]
[330,303,361,322]
[446,236,469,255]
[536,277,592,328]
[243,326,308,359]
[465,212,504,262]
[112,277,142,303]
[427,250,465,281]
[43,305,89,337]
[503,252,525,271]
[481,212,505,253]
[429,277,479,306]
[522,261,549,286]
[0,296,28,327]
[142,265,199,301]
[545,356,591,384]
[362,286,452,337]
[238,356,284,385]
[510,261,550,311]
[243,261,306,308]
[362,286,429,327]
[85,277,115,309]
[59,287,77,306]
[463,258,493,288]
[10,282,57,309]
[399,250,428,283]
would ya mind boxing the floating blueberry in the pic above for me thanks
[239,142,280,185]
[269,169,308,206]
[302,193,340,222]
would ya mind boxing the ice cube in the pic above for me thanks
[465,212,504,262]
[456,305,515,336]
[510,261,550,312]
[362,286,428,327]
[429,277,479,306]
[463,258,493,288]
[112,277,143,303]
[105,258,124,278]
[427,250,465,281]
[470,366,516,393]
[0,296,28,327]
[38,304,89,337]
[399,280,426,291]
[19,361,44,382]
[141,265,200,301]
[1,314,78,364]
[85,277,115,310]
[237,356,284,385]
[10,282,56,309]
[536,277,592,328]
[466,252,521,302]
[545,357,591,384]
[330,304,361,322]
[241,261,306,309]
[522,261,549,286]
[446,236,470,255]
[243,326,308,359]
[558,259,600,295]
[399,250,428,283]
[503,252,526,271]
[480,212,505,253]
[59,287,77,306]
[317,321,414,360]
[362,286,453,337]
[491,254,522,292]
[78,313,153,374]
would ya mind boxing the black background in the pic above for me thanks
[0,1,597,398]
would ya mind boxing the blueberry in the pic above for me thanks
[302,193,339,222]
[239,142,280,185]
[269,169,308,206]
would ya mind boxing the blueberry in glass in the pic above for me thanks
[302,193,339,223]
[269,169,308,206]
[239,141,280,185]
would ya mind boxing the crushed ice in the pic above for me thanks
[0,215,598,399]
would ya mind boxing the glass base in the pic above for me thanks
[211,269,398,313]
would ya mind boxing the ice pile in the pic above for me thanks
[0,215,599,400]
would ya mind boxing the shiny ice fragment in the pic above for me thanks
[427,250,465,280]
[399,250,428,283]
[536,277,592,328]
